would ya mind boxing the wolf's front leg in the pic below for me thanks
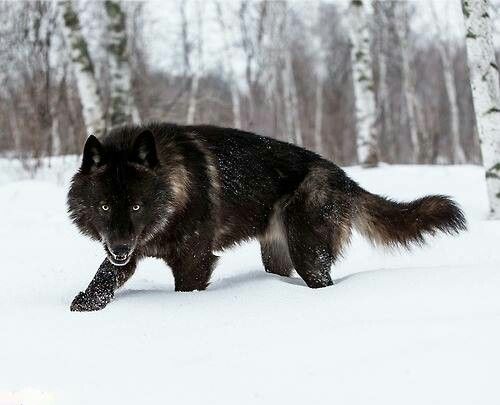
[165,249,219,292]
[70,258,136,312]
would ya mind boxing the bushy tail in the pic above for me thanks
[354,190,467,249]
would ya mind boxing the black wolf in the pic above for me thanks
[67,123,466,311]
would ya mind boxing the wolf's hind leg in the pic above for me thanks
[284,199,352,288]
[285,217,334,288]
[259,201,293,277]
[283,166,354,288]
[259,239,294,277]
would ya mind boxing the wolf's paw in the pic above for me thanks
[70,290,112,312]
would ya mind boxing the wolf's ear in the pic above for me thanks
[81,135,105,173]
[131,130,159,168]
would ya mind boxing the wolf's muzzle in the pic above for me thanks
[108,244,132,266]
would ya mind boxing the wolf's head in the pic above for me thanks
[67,129,172,266]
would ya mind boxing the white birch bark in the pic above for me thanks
[8,105,21,153]
[462,0,500,218]
[347,0,378,166]
[286,50,303,147]
[186,65,200,125]
[294,2,330,153]
[281,60,295,144]
[377,21,391,153]
[439,44,466,163]
[215,2,241,129]
[186,1,204,125]
[49,81,62,156]
[431,3,466,163]
[394,2,419,162]
[50,111,61,155]
[375,1,393,160]
[230,76,242,129]
[238,1,268,128]
[308,3,326,154]
[58,1,105,137]
[260,3,280,104]
[271,3,301,146]
[103,1,140,128]
[261,2,291,143]
[314,78,324,153]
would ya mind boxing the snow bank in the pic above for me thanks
[0,159,498,405]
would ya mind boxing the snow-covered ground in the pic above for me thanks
[1,158,499,405]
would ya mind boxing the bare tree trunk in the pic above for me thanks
[103,1,140,128]
[311,3,326,155]
[229,80,242,129]
[215,2,241,128]
[314,79,323,153]
[186,1,204,125]
[347,0,378,167]
[238,1,254,127]
[281,61,295,144]
[431,3,466,163]
[8,103,21,153]
[50,64,69,156]
[41,4,61,158]
[58,1,105,137]
[261,1,291,142]
[375,1,393,162]
[271,3,302,146]
[186,68,200,126]
[239,1,267,129]
[50,112,61,155]
[286,51,303,147]
[439,44,466,163]
[462,0,500,218]
[395,2,419,163]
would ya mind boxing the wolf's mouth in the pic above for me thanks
[104,244,133,267]
[108,254,131,266]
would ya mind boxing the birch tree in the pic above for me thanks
[276,2,302,146]
[238,1,268,128]
[431,3,466,163]
[259,1,295,144]
[347,0,378,167]
[303,3,327,154]
[439,44,465,163]
[374,1,394,161]
[462,0,500,217]
[186,1,204,125]
[58,1,105,137]
[284,48,303,146]
[394,1,420,162]
[215,2,241,129]
[281,50,295,144]
[103,1,140,128]
[32,2,61,156]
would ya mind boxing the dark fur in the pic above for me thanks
[67,123,467,311]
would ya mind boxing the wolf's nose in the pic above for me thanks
[110,244,130,260]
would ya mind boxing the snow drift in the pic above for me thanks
[0,159,499,405]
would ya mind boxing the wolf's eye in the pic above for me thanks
[132,204,140,211]
[101,204,110,211]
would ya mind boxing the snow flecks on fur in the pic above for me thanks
[186,132,223,248]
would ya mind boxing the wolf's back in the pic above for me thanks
[353,189,467,248]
